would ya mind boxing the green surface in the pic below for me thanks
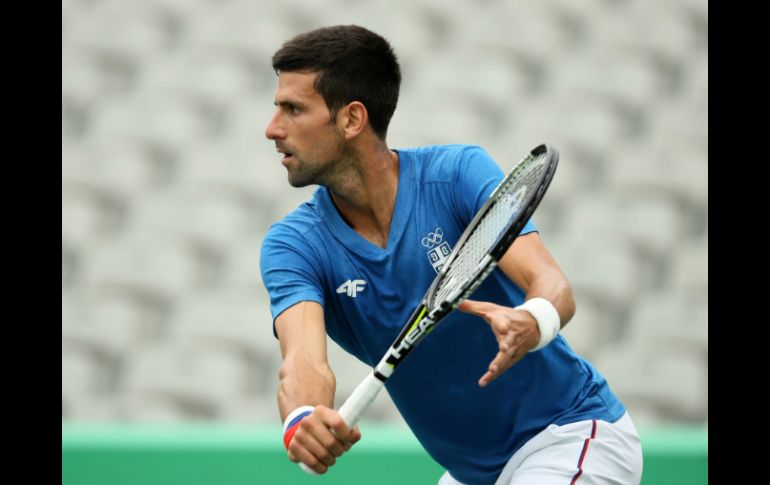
[62,422,707,485]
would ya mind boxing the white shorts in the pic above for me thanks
[438,412,643,485]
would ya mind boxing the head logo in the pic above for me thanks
[337,279,366,298]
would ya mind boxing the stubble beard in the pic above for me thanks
[286,134,346,188]
[286,159,320,188]
[286,154,336,188]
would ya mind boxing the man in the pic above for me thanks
[260,25,643,485]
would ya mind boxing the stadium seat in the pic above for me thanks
[62,290,157,362]
[670,239,708,298]
[121,342,256,417]
[415,49,534,108]
[507,94,630,162]
[184,0,312,71]
[62,344,109,395]
[548,236,641,313]
[89,92,210,146]
[178,139,285,202]
[62,47,111,107]
[127,184,266,260]
[684,55,708,117]
[647,101,708,162]
[388,89,489,148]
[220,395,284,422]
[626,290,708,356]
[219,240,265,291]
[62,392,123,422]
[606,142,707,213]
[593,342,707,423]
[584,1,697,63]
[62,183,128,247]
[560,192,682,258]
[62,239,79,288]
[453,0,575,62]
[120,392,193,422]
[67,0,183,63]
[559,291,610,362]
[80,234,206,300]
[167,292,277,365]
[550,45,663,108]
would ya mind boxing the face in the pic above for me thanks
[265,71,346,187]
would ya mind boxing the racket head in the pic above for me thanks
[379,143,558,376]
[427,143,559,310]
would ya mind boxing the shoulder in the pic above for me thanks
[259,200,331,285]
[261,195,326,256]
[398,144,493,181]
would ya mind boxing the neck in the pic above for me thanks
[327,140,399,248]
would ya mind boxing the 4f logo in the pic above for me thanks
[422,227,452,274]
[337,279,366,298]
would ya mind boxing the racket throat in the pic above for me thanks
[382,311,438,371]
[392,315,435,357]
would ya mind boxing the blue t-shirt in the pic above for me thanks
[260,144,625,485]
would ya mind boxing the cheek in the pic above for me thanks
[309,129,343,156]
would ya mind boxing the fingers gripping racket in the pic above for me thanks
[300,143,559,475]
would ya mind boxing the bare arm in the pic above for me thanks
[276,301,335,419]
[275,301,361,473]
[458,231,576,387]
[497,231,576,327]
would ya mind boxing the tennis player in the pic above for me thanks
[261,25,643,484]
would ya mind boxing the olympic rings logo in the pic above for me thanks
[421,227,444,248]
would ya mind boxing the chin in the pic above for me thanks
[287,173,314,188]
[287,179,310,188]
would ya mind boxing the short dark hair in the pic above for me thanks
[272,25,401,140]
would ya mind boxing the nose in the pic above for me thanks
[265,109,285,140]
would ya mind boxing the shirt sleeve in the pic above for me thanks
[452,145,538,235]
[260,224,325,336]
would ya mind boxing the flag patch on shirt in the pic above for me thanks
[422,227,452,274]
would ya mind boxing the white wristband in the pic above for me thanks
[515,297,561,352]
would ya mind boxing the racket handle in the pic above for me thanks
[299,463,319,475]
[298,372,384,476]
[338,372,384,429]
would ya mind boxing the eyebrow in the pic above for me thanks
[274,100,306,110]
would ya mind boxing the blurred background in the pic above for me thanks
[62,0,707,481]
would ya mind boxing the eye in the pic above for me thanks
[284,103,300,115]
[275,102,301,116]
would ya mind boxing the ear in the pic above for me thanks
[338,101,368,140]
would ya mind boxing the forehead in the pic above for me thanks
[274,71,322,103]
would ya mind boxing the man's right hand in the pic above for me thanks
[286,405,362,474]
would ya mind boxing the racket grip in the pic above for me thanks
[298,372,384,476]
[338,372,384,429]
[299,463,319,475]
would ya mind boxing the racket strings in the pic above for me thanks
[433,154,548,304]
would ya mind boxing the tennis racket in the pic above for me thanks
[300,143,559,475]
